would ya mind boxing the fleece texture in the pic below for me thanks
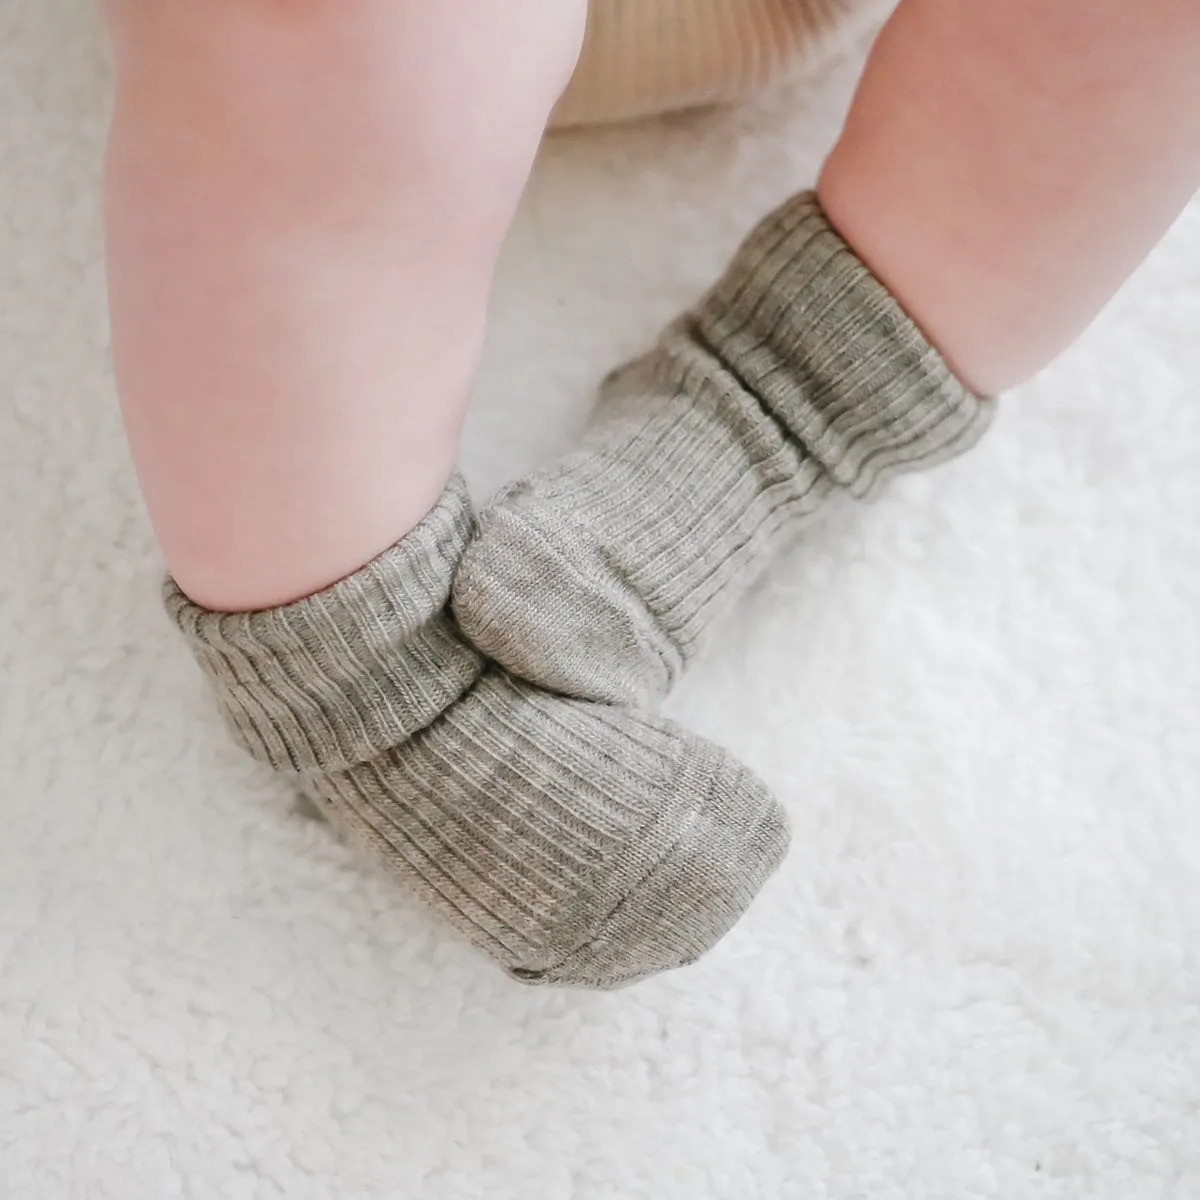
[2,2,1199,1196]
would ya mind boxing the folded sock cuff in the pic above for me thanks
[690,191,994,498]
[164,475,483,776]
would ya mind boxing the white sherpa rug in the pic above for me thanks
[3,4,1199,1197]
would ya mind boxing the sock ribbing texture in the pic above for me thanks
[166,476,789,988]
[452,192,994,705]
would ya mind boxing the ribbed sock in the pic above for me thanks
[166,477,789,988]
[452,192,993,706]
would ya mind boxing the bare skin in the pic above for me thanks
[819,0,1200,395]
[104,1,586,610]
[103,0,1200,614]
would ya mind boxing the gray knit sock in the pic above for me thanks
[165,477,789,989]
[452,191,994,706]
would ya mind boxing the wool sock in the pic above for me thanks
[452,192,993,706]
[166,476,789,989]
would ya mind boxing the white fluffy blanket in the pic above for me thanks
[3,4,1198,1196]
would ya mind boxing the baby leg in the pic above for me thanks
[453,0,1200,705]
[105,0,587,612]
[106,1,790,987]
[820,0,1200,395]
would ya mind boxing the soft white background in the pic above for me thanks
[3,2,1199,1197]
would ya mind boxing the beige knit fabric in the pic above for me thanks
[552,0,876,128]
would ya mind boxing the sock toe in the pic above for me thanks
[453,494,678,705]
[523,740,791,989]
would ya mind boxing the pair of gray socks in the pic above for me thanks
[170,192,991,989]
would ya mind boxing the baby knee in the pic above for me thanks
[109,0,582,206]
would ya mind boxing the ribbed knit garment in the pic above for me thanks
[452,193,994,706]
[166,477,789,989]
[552,0,874,128]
